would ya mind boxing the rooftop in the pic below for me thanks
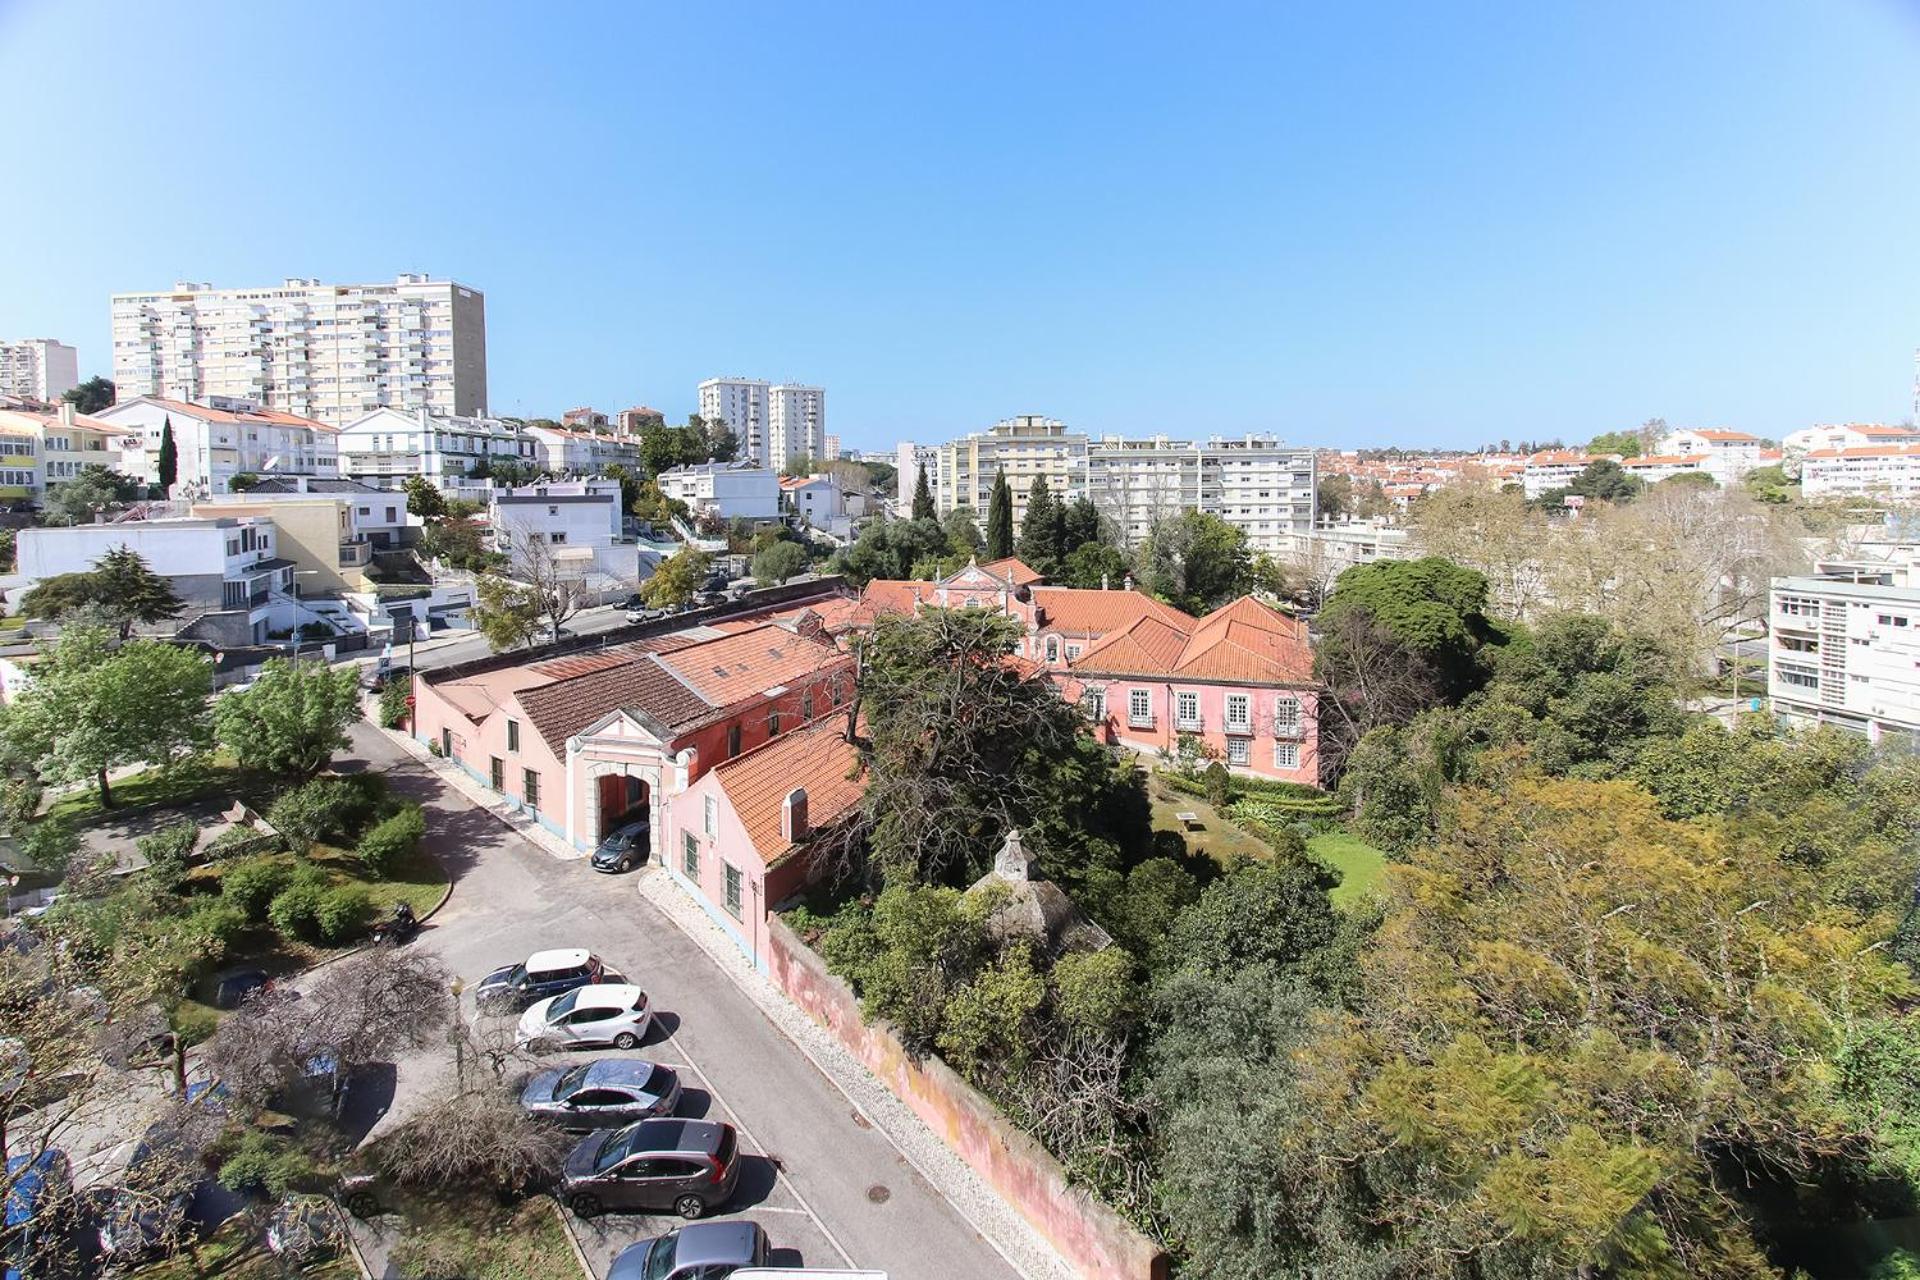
[1070,594,1314,685]
[708,714,865,867]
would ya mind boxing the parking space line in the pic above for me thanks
[661,1024,858,1269]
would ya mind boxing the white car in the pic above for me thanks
[517,983,652,1050]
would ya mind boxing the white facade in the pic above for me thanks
[657,462,781,520]
[336,407,536,486]
[1655,429,1766,486]
[91,395,339,496]
[936,415,1089,531]
[1086,434,1316,551]
[1520,452,1607,500]
[1770,559,1920,742]
[1800,444,1920,500]
[490,482,637,593]
[0,340,79,402]
[823,433,842,460]
[110,275,487,425]
[768,384,825,469]
[1782,423,1919,461]
[525,425,645,476]
[780,473,849,531]
[698,378,770,465]
[1621,454,1711,485]
[895,442,941,508]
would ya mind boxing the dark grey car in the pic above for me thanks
[561,1119,741,1220]
[520,1058,682,1131]
[608,1220,769,1280]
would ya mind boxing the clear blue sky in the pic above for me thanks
[3,1,1918,450]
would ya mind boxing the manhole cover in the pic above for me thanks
[866,1184,891,1204]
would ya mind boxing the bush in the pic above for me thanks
[267,869,329,942]
[1202,761,1230,808]
[1161,771,1325,804]
[356,805,424,880]
[379,674,413,729]
[137,822,200,891]
[1051,947,1141,1036]
[185,898,250,953]
[217,1131,319,1198]
[203,824,278,863]
[222,857,295,921]
[172,1001,220,1047]
[267,776,387,852]
[314,886,373,944]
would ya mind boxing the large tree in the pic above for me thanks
[156,416,178,491]
[985,470,1014,560]
[1317,556,1498,701]
[1408,482,1553,619]
[911,467,936,521]
[402,475,447,519]
[751,539,808,585]
[20,547,183,639]
[1134,511,1252,614]
[61,376,115,414]
[640,546,711,609]
[42,465,138,526]
[213,658,363,778]
[1016,476,1064,571]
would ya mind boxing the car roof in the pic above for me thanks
[624,1118,727,1156]
[570,983,643,1010]
[584,1058,666,1088]
[666,1219,766,1267]
[526,948,593,970]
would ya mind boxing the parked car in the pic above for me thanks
[520,1058,681,1130]
[625,607,667,624]
[561,1119,741,1220]
[592,821,650,873]
[211,966,269,1010]
[4,1149,72,1280]
[517,984,652,1051]
[474,949,605,1013]
[609,1220,768,1280]
[96,1085,228,1263]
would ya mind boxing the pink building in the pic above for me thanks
[667,715,865,968]
[409,608,854,854]
[1062,595,1320,783]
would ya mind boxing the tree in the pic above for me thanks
[1312,606,1444,780]
[1586,429,1645,459]
[942,506,983,556]
[1134,512,1252,614]
[1060,497,1103,555]
[1568,458,1642,503]
[1408,482,1553,618]
[9,627,212,807]
[836,518,949,587]
[61,376,115,414]
[911,467,936,521]
[1017,477,1064,571]
[156,417,178,491]
[1057,541,1130,590]
[417,513,493,571]
[471,573,543,651]
[494,531,600,644]
[751,540,808,585]
[213,659,362,778]
[402,475,447,520]
[986,470,1014,560]
[1316,474,1354,520]
[378,1090,569,1193]
[227,472,261,493]
[42,465,138,525]
[641,546,711,608]
[1317,556,1497,702]
[20,548,184,639]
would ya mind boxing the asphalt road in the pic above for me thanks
[342,722,1026,1280]
[399,604,634,672]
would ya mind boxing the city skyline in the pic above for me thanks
[3,1,1918,450]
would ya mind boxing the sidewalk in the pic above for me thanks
[373,708,587,862]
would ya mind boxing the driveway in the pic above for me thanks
[340,722,1032,1280]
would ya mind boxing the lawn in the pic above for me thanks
[1308,830,1389,910]
[44,752,249,825]
[381,1191,583,1280]
[1145,782,1271,866]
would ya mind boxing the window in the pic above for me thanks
[723,865,743,918]
[1227,737,1249,766]
[549,531,567,544]
[1066,643,1083,660]
[1175,691,1200,729]
[768,709,782,737]
[1081,689,1106,720]
[727,723,741,759]
[506,719,519,752]
[1225,694,1250,731]
[1044,637,1060,663]
[1274,741,1300,769]
[1273,695,1301,734]
[1779,596,1821,618]
[682,831,699,878]
[1777,663,1819,690]
[523,769,540,810]
[489,757,504,790]
[1129,688,1152,726]
[803,689,815,720]
[704,795,717,837]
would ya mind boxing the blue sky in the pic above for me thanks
[2,1,1918,450]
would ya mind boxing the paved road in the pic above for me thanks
[342,722,1026,1280]
[397,604,634,672]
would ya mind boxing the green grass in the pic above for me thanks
[43,752,248,825]
[1308,831,1389,910]
[385,1192,581,1280]
[310,841,450,918]
[1146,782,1272,867]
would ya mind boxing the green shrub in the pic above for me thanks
[203,824,278,863]
[223,857,295,921]
[378,674,413,729]
[268,881,327,942]
[218,1131,319,1198]
[171,1001,220,1047]
[1202,761,1230,808]
[1162,770,1325,804]
[314,885,373,944]
[137,822,200,891]
[355,804,424,880]
[185,898,250,953]
[267,779,358,853]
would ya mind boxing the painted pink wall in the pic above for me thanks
[411,679,568,819]
[1072,678,1321,783]
[666,769,777,966]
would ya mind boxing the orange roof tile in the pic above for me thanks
[1688,429,1761,442]
[1070,595,1313,686]
[134,396,335,432]
[1028,587,1194,637]
[860,580,934,618]
[978,556,1045,586]
[710,715,866,867]
[652,622,846,705]
[1804,443,1920,460]
[1621,454,1701,468]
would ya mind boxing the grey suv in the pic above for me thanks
[609,1220,768,1280]
[561,1119,741,1219]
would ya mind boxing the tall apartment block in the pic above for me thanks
[936,415,1090,531]
[0,339,80,402]
[697,377,824,468]
[110,274,487,426]
[1770,550,1920,743]
[1087,434,1317,551]
[698,377,769,464]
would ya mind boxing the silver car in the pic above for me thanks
[519,1058,682,1131]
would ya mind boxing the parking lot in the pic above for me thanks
[349,722,1038,1279]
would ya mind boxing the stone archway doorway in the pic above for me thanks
[597,774,650,837]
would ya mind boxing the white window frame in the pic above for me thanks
[1224,694,1250,731]
[1175,691,1200,730]
[1128,688,1152,726]
[703,794,718,837]
[1273,694,1301,733]
[1226,737,1250,766]
[1274,740,1300,769]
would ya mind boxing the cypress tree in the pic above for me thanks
[986,469,1014,560]
[1018,475,1061,569]
[157,416,178,491]
[911,466,936,521]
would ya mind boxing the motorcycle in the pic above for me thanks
[369,903,419,948]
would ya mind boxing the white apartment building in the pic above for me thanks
[0,405,124,500]
[936,415,1089,531]
[1086,434,1315,550]
[1770,555,1920,742]
[1519,451,1610,499]
[657,462,781,520]
[0,339,79,403]
[1621,454,1711,485]
[92,395,339,496]
[1655,429,1767,485]
[698,378,770,464]
[110,275,487,425]
[768,384,825,468]
[1782,423,1918,463]
[490,481,637,596]
[336,407,537,486]
[1800,443,1920,501]
[525,425,645,475]
[823,433,842,460]
[895,442,941,508]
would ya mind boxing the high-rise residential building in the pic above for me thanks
[110,274,487,426]
[936,415,1089,530]
[698,378,770,463]
[896,442,941,506]
[1770,549,1920,743]
[1086,434,1317,551]
[768,384,825,469]
[823,433,842,460]
[0,339,80,403]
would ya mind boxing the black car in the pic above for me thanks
[474,949,605,1013]
[520,1058,682,1131]
[591,821,650,873]
[608,1221,769,1280]
[97,1083,228,1263]
[561,1119,741,1220]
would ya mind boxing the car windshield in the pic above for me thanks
[639,1064,670,1095]
[641,1232,680,1280]
[547,989,581,1019]
[504,964,527,986]
[553,1064,590,1101]
[593,1126,638,1174]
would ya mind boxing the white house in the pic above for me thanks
[525,425,645,475]
[1655,429,1766,485]
[92,396,340,496]
[1782,423,1919,464]
[1520,451,1609,500]
[1800,443,1920,501]
[488,481,638,597]
[335,407,536,486]
[657,462,780,520]
[1621,454,1711,485]
[780,473,848,532]
[1770,552,1920,743]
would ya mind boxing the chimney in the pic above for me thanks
[1100,572,1109,591]
[1122,573,1133,592]
[781,788,809,842]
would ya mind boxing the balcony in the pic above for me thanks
[339,538,373,568]
[1272,721,1304,739]
[1174,716,1203,733]
[1127,712,1156,730]
[1223,718,1254,737]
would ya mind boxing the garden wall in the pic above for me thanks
[765,916,1169,1280]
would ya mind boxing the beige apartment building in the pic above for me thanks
[936,415,1089,528]
[0,339,79,403]
[110,275,487,426]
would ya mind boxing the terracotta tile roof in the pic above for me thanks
[1622,454,1701,468]
[861,580,934,618]
[1526,450,1596,465]
[515,659,712,753]
[652,623,846,706]
[1852,425,1920,439]
[1072,614,1195,675]
[1688,429,1761,442]
[525,630,720,679]
[978,556,1045,586]
[1028,587,1194,637]
[710,715,866,868]
[133,396,335,432]
[0,409,120,435]
[1070,595,1313,686]
[1804,443,1920,460]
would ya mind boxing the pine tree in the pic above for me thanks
[1017,476,1061,569]
[157,417,178,491]
[911,466,936,521]
[88,546,186,639]
[986,469,1014,560]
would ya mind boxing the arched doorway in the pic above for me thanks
[597,774,650,837]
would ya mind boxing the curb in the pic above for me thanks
[550,1196,597,1279]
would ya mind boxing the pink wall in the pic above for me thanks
[666,770,777,966]
[411,678,569,822]
[1073,678,1320,783]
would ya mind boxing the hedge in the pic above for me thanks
[1159,770,1333,806]
[355,804,424,880]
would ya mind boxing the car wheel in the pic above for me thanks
[568,1194,603,1219]
[344,1191,380,1219]
[675,1195,708,1220]
[612,1031,639,1050]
